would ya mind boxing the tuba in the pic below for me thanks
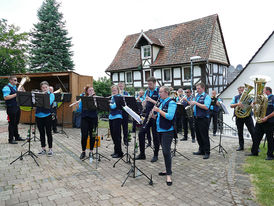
[252,76,271,123]
[235,83,254,118]
[18,76,30,91]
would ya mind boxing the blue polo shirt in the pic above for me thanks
[2,83,17,98]
[268,94,274,106]
[35,92,55,118]
[137,95,145,102]
[109,95,123,120]
[144,87,159,99]
[193,92,211,117]
[231,96,239,104]
[156,97,177,132]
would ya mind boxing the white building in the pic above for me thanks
[219,30,274,127]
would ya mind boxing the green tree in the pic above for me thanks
[0,19,29,100]
[0,19,28,75]
[30,0,74,72]
[93,77,112,97]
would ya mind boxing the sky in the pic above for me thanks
[1,0,274,80]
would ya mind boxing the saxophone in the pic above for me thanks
[252,76,270,123]
[235,83,254,118]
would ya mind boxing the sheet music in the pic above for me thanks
[220,101,229,114]
[123,105,142,124]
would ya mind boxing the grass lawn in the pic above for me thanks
[244,143,274,206]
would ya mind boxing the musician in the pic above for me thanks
[49,86,58,134]
[109,85,123,158]
[2,75,25,144]
[248,87,274,160]
[153,86,177,186]
[230,86,255,151]
[132,89,145,133]
[118,82,130,146]
[135,76,160,162]
[78,86,98,160]
[181,89,195,142]
[209,90,221,136]
[190,83,211,159]
[175,88,184,134]
[36,81,55,156]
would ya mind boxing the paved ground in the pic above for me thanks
[0,111,258,206]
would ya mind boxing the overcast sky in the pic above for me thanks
[1,0,274,80]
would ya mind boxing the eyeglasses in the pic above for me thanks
[185,92,190,93]
[13,79,17,82]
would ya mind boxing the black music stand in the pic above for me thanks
[80,96,110,168]
[113,96,153,187]
[171,104,190,160]
[113,96,137,165]
[55,93,72,138]
[10,92,50,166]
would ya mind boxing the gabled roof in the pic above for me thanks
[219,30,274,96]
[133,32,164,48]
[106,14,230,72]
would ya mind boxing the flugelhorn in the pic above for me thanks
[54,88,63,93]
[18,76,30,91]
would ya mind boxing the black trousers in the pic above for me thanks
[122,111,128,143]
[159,131,174,175]
[7,106,21,142]
[51,112,57,132]
[209,111,218,134]
[138,118,159,156]
[36,115,53,148]
[195,117,210,154]
[132,121,152,144]
[109,118,123,155]
[176,114,183,133]
[236,116,255,148]
[81,117,97,151]
[251,122,274,157]
[182,116,195,139]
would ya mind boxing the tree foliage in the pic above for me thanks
[29,0,74,72]
[0,19,28,75]
[93,77,112,97]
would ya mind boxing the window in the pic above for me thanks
[163,69,171,82]
[126,72,132,83]
[141,45,151,59]
[184,67,191,80]
[144,70,151,82]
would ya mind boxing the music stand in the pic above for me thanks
[55,93,72,138]
[113,96,153,187]
[210,102,234,158]
[10,92,50,166]
[80,96,110,168]
[171,104,190,160]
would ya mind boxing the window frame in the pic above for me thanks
[125,71,132,84]
[141,45,151,59]
[163,68,171,82]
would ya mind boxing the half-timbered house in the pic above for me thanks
[106,14,230,93]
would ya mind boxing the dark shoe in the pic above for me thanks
[151,156,158,163]
[134,154,146,160]
[124,141,128,146]
[80,152,86,160]
[8,140,18,144]
[265,156,274,160]
[203,154,210,159]
[158,172,167,176]
[192,139,195,143]
[180,137,187,141]
[213,133,217,136]
[236,147,244,151]
[38,149,46,155]
[53,130,59,134]
[89,152,94,158]
[112,153,123,158]
[166,181,172,186]
[193,151,204,155]
[111,153,116,157]
[15,137,25,141]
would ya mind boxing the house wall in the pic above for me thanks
[220,33,274,127]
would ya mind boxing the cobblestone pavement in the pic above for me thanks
[0,111,258,206]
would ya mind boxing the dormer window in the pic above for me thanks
[141,45,151,59]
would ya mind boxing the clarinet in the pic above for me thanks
[142,98,161,129]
